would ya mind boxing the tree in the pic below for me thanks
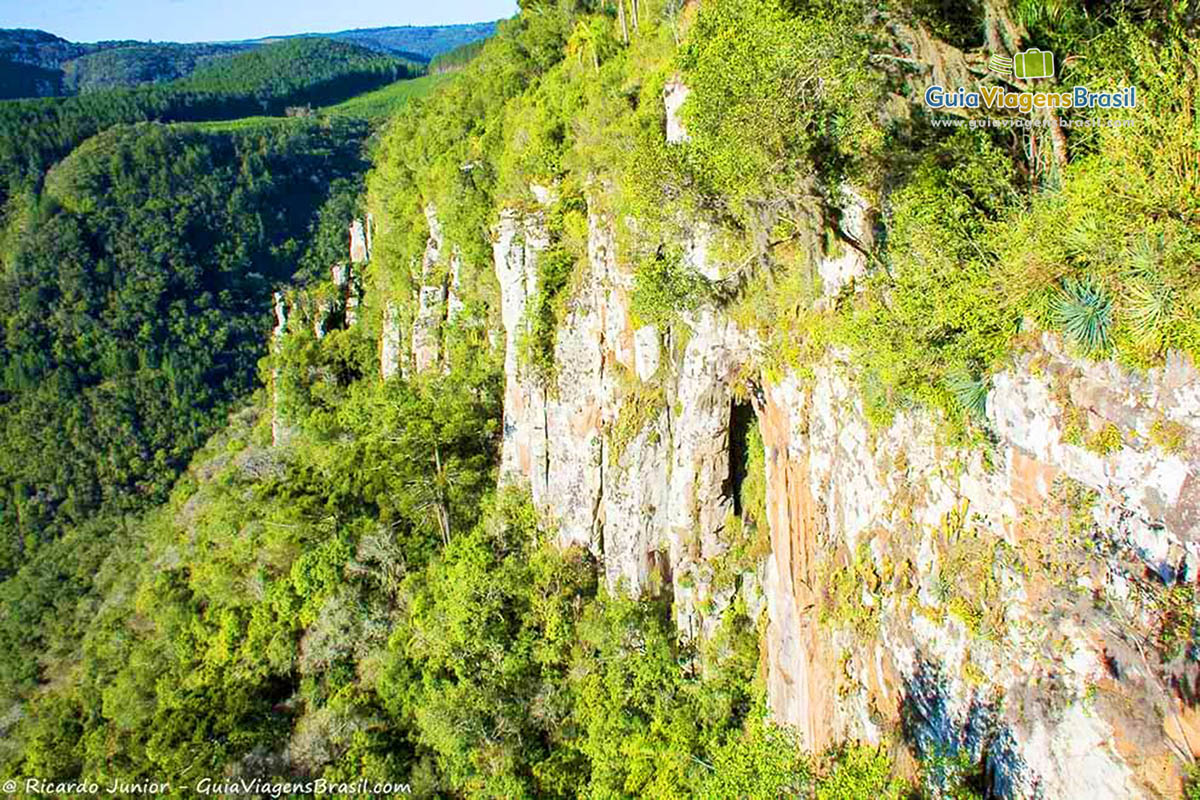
[566,18,615,73]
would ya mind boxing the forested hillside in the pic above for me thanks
[0,118,369,575]
[289,21,499,59]
[0,30,253,99]
[1,0,1198,798]
[59,43,256,94]
[428,39,488,73]
[0,38,410,206]
[0,22,498,100]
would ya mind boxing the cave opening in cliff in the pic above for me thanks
[727,399,756,518]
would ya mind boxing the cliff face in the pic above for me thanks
[760,339,1200,797]
[476,124,1200,800]
[358,79,1200,800]
[494,196,762,638]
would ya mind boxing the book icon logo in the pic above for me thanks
[989,49,1055,80]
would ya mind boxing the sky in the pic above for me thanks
[0,0,519,43]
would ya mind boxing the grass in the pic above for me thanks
[322,74,450,120]
[168,74,450,134]
[176,116,301,133]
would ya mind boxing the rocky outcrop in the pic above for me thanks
[495,197,755,632]
[313,246,363,339]
[735,174,1200,795]
[487,80,1198,800]
[664,77,691,144]
[350,218,369,265]
[757,337,1200,797]
[270,291,294,447]
[496,202,553,501]
[412,205,445,372]
[489,188,1198,798]
[380,301,404,381]
[272,218,371,436]
[330,262,361,328]
[410,204,468,373]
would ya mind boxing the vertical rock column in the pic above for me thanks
[664,77,691,144]
[593,207,670,592]
[758,375,836,752]
[380,302,403,381]
[412,204,448,373]
[271,291,294,447]
[346,218,369,326]
[663,227,756,639]
[495,205,553,508]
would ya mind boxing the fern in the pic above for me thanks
[1054,277,1112,355]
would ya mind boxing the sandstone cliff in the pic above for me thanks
[358,81,1200,796]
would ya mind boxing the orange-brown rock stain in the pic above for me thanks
[759,383,838,752]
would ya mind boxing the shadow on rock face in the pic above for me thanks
[901,656,1036,799]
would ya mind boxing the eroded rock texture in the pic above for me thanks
[486,176,1199,796]
[400,78,1199,800]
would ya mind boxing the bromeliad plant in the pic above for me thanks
[1053,277,1113,355]
[945,370,990,421]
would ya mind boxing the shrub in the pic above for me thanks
[631,246,709,326]
[518,245,577,380]
[816,745,908,800]
[1086,423,1124,456]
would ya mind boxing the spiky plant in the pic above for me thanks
[1053,277,1112,355]
[1126,278,1173,351]
[945,370,989,420]
[1128,232,1163,274]
[1125,235,1173,352]
[1062,217,1103,262]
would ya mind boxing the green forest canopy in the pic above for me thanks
[0,118,369,574]
[0,37,412,205]
[0,0,1197,797]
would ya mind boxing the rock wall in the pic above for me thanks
[663,77,691,144]
[380,301,404,381]
[412,205,447,373]
[270,290,293,447]
[272,218,372,436]
[350,218,369,265]
[494,197,758,633]
[480,78,1197,800]
[757,337,1200,798]
[407,204,466,375]
[487,190,1199,798]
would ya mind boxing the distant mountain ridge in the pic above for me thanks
[0,21,498,99]
[245,22,498,60]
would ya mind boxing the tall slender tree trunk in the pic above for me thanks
[631,0,640,31]
[434,443,450,546]
[618,0,629,44]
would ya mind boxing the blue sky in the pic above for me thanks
[0,0,518,43]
